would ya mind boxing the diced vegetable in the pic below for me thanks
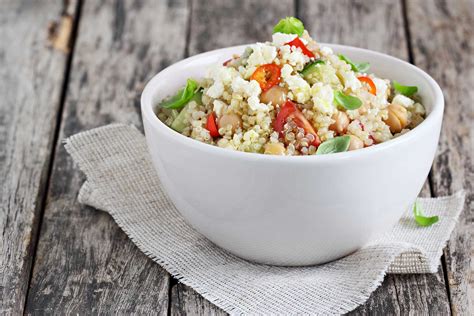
[191,89,203,104]
[272,17,305,37]
[171,105,190,132]
[358,76,377,95]
[170,90,203,132]
[300,60,325,77]
[206,112,220,137]
[161,79,199,109]
[274,100,297,136]
[338,54,370,73]
[393,81,418,96]
[303,63,341,88]
[316,136,351,154]
[285,37,315,58]
[413,202,439,227]
[348,135,364,151]
[274,100,320,146]
[250,63,281,91]
[334,91,363,110]
[170,109,179,120]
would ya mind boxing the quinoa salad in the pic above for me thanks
[157,17,426,156]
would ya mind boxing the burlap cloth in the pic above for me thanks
[65,124,465,315]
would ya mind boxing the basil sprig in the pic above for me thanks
[338,54,370,73]
[273,17,305,37]
[334,91,362,110]
[316,136,351,155]
[413,202,439,227]
[300,60,325,76]
[393,81,418,96]
[161,79,199,109]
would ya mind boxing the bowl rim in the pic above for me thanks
[141,43,444,162]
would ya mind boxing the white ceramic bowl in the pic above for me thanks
[141,44,444,266]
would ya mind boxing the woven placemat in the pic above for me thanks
[65,124,465,315]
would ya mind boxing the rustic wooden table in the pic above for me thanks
[1,0,472,314]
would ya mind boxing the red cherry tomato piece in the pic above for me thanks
[250,63,281,92]
[274,100,296,135]
[206,112,220,137]
[285,37,315,58]
[274,100,321,147]
[358,76,377,95]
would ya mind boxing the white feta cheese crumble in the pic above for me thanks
[205,66,237,98]
[320,46,333,56]
[231,77,268,112]
[372,77,389,104]
[272,32,297,46]
[372,77,388,98]
[310,82,335,114]
[247,43,277,67]
[279,45,308,70]
[213,100,227,117]
[206,81,224,99]
[281,64,311,103]
[339,70,362,91]
[392,94,415,108]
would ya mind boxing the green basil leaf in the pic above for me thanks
[393,81,418,96]
[316,136,351,155]
[161,79,199,109]
[191,88,203,105]
[273,17,305,37]
[334,91,362,110]
[413,202,439,227]
[355,62,370,73]
[338,54,370,73]
[300,60,325,76]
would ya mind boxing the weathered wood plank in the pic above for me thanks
[0,1,79,314]
[25,0,190,313]
[406,0,474,314]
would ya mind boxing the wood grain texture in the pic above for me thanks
[171,283,227,316]
[25,0,190,313]
[0,0,78,314]
[406,0,474,314]
[300,0,408,58]
[187,0,294,56]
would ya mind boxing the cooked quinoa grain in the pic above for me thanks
[156,17,426,156]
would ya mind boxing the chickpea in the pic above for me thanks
[384,104,408,133]
[329,111,350,134]
[217,113,242,133]
[260,86,288,106]
[264,142,286,155]
[348,135,364,151]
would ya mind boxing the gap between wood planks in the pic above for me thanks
[401,0,453,313]
[22,0,83,312]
